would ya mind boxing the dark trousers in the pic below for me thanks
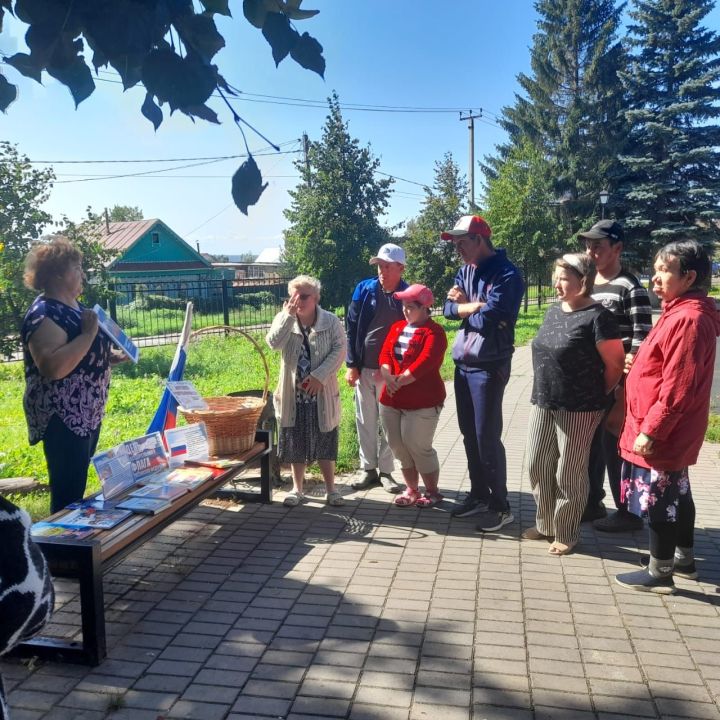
[42,414,101,513]
[454,361,511,512]
[650,486,696,559]
[587,424,622,508]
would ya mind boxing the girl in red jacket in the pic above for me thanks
[378,284,448,507]
[616,240,720,594]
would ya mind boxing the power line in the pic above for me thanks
[376,171,429,189]
[185,204,235,236]
[93,71,501,117]
[14,143,300,165]
[54,173,302,179]
[53,157,232,184]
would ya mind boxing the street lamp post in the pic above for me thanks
[599,190,610,219]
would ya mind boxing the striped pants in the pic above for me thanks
[527,405,605,545]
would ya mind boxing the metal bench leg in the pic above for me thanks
[259,449,271,503]
[10,542,105,666]
[78,543,105,665]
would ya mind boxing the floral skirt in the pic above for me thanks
[619,461,691,523]
[278,400,338,464]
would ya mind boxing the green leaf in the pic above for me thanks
[141,48,216,111]
[262,12,298,67]
[91,47,108,72]
[141,92,163,130]
[0,72,18,112]
[282,0,319,21]
[14,0,71,28]
[83,1,162,65]
[232,154,268,215]
[24,22,59,65]
[107,54,144,89]
[243,0,267,28]
[199,0,231,16]
[290,32,324,78]
[174,13,225,63]
[182,103,220,124]
[4,52,43,83]
[46,56,95,108]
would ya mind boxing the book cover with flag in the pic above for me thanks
[147,302,193,436]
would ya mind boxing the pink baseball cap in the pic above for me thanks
[394,284,434,308]
[440,214,492,241]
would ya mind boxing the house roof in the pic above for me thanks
[94,219,161,252]
[255,247,282,264]
[111,261,210,272]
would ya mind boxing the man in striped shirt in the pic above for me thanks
[579,220,653,532]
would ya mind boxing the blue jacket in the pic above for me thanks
[346,277,408,369]
[443,249,524,366]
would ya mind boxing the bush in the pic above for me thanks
[144,294,186,310]
[122,294,185,311]
[234,291,276,310]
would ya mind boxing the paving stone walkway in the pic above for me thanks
[3,344,720,720]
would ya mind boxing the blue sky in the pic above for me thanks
[2,2,718,256]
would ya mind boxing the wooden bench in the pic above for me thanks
[11,430,272,666]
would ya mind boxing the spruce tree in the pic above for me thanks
[617,0,720,262]
[404,153,467,302]
[488,0,628,232]
[283,94,394,311]
[485,139,567,309]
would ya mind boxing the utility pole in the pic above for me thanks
[302,132,311,186]
[459,110,482,211]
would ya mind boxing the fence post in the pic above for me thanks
[221,278,230,326]
[109,283,117,321]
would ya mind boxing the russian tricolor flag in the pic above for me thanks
[147,302,193,437]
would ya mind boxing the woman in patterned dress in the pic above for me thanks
[21,237,124,513]
[266,276,347,508]
[524,253,624,555]
[615,240,720,594]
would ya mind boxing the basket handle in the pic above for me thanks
[187,325,270,405]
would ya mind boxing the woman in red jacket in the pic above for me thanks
[616,240,720,594]
[378,284,448,507]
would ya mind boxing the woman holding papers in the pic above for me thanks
[266,275,347,508]
[21,237,124,512]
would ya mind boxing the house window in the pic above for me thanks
[151,232,160,246]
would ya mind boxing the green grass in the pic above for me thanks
[707,415,720,443]
[0,303,546,520]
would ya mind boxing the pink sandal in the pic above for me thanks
[394,488,421,507]
[415,492,444,508]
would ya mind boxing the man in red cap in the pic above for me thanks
[442,215,525,532]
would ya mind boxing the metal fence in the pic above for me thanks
[105,273,556,349]
[107,277,291,347]
[2,273,557,361]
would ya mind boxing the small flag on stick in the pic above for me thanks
[147,302,193,436]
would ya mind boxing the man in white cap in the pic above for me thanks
[442,215,525,532]
[346,243,408,492]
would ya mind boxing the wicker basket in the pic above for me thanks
[179,326,270,455]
